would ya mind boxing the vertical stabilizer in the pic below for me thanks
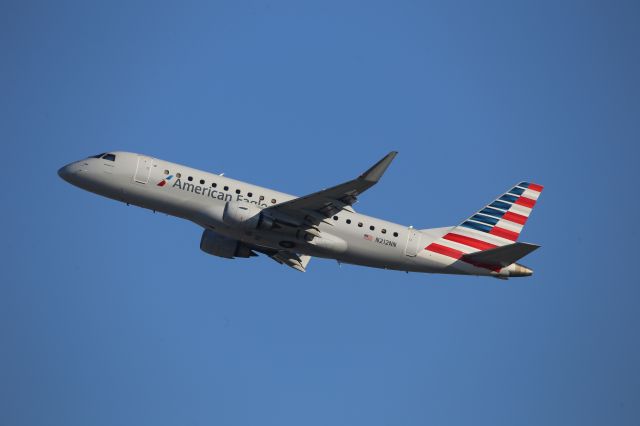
[424,182,544,266]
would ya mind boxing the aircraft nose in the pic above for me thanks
[58,164,73,182]
[58,162,84,184]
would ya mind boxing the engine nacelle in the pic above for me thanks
[222,201,273,230]
[199,229,255,259]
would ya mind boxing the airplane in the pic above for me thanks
[58,151,543,279]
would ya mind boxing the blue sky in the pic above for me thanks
[2,1,639,425]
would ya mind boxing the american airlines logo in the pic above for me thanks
[157,175,174,186]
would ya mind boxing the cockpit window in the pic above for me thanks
[103,153,116,162]
[90,153,106,158]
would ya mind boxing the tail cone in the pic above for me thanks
[510,263,533,277]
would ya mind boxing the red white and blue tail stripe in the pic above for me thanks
[424,182,543,267]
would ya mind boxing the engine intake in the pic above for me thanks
[222,201,273,230]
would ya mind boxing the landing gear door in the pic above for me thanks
[134,156,153,184]
[404,227,421,257]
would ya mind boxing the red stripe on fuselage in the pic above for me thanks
[443,233,497,251]
[425,243,464,259]
[427,241,502,273]
[489,226,519,241]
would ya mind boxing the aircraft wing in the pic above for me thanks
[266,151,397,225]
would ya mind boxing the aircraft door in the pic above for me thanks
[404,227,421,257]
[134,155,153,184]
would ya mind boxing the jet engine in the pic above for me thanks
[199,229,256,259]
[222,201,274,230]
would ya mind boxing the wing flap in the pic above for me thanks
[269,251,312,272]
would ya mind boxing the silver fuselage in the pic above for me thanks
[58,151,508,277]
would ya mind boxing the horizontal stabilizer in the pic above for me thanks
[461,242,540,268]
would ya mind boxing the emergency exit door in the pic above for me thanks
[404,227,421,257]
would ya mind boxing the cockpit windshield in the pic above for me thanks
[89,153,116,161]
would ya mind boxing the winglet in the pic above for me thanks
[359,151,398,183]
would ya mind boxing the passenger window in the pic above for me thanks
[248,192,253,197]
[346,219,351,224]
[369,225,375,231]
[381,229,387,234]
[393,232,398,237]
[236,189,241,194]
[224,186,229,191]
[333,216,339,220]
[358,222,363,227]
[103,153,116,162]
[211,182,217,188]
[259,195,264,201]
[271,199,277,204]
[188,176,193,182]
[164,170,169,175]
[176,173,181,178]
[200,179,205,185]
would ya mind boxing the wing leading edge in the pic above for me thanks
[266,151,398,224]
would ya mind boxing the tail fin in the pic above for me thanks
[425,182,543,262]
[454,181,544,245]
